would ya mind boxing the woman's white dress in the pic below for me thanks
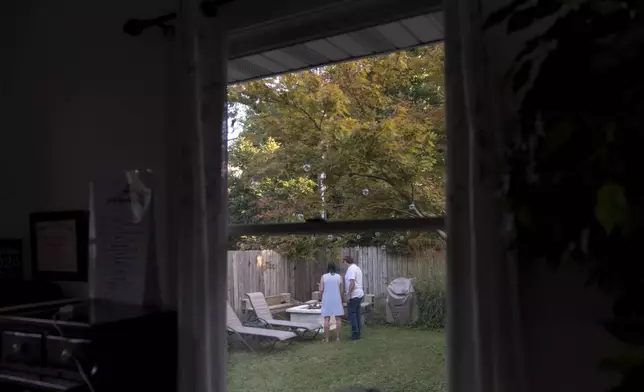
[321,273,344,317]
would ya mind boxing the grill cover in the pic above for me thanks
[385,277,418,324]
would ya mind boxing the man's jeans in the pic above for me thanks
[347,296,363,340]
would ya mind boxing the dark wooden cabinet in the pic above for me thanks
[0,299,177,392]
[2,331,44,366]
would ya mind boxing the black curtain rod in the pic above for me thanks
[123,13,177,36]
[123,0,235,37]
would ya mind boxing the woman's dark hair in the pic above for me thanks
[327,262,337,274]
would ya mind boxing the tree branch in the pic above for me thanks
[293,102,323,132]
[279,93,323,132]
[349,172,447,240]
[348,172,396,187]
[376,206,417,218]
[270,91,324,133]
[375,170,415,202]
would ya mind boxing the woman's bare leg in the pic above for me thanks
[335,317,342,341]
[324,317,330,342]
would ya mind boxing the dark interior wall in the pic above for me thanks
[0,0,354,304]
[0,0,39,280]
[1,0,176,301]
[0,0,360,305]
[19,0,174,213]
[0,1,33,240]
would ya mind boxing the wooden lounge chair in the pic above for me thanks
[226,302,296,352]
[246,292,321,339]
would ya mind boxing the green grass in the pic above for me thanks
[227,325,447,392]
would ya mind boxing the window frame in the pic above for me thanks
[229,217,445,237]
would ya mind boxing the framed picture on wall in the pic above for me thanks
[30,210,89,282]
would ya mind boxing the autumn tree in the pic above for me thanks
[228,44,445,259]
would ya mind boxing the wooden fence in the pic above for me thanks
[227,247,445,311]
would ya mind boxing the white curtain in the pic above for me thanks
[173,1,228,392]
[444,1,526,392]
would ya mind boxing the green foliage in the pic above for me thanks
[595,182,628,235]
[228,46,446,258]
[486,1,644,390]
[413,262,447,330]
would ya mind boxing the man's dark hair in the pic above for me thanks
[327,262,337,274]
[342,256,355,264]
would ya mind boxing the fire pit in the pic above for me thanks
[286,302,336,330]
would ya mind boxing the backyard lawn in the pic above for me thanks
[227,325,447,392]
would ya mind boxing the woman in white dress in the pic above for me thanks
[319,262,344,342]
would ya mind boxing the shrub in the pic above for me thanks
[413,261,446,330]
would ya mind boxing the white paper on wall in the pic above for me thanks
[90,171,156,306]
